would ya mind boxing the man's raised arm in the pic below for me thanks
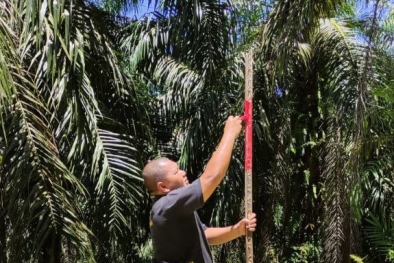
[200,116,243,202]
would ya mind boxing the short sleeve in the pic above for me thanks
[200,221,208,231]
[156,179,204,218]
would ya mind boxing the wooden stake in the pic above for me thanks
[244,50,253,263]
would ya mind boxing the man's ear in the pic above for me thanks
[157,181,170,194]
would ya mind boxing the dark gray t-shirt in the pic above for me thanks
[150,178,212,263]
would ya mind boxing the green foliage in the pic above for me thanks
[0,0,151,262]
[350,254,366,263]
[285,243,322,263]
[387,250,394,262]
[265,242,322,263]
[1,0,394,262]
[364,212,394,262]
[134,238,153,263]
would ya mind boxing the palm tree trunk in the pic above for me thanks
[42,233,62,263]
[304,79,322,239]
[0,208,6,263]
[342,212,351,263]
[0,173,6,263]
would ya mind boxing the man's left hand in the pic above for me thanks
[234,213,257,236]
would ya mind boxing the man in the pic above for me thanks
[142,116,257,263]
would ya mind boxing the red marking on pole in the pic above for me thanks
[244,100,252,172]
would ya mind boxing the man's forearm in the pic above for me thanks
[199,116,242,202]
[204,226,242,245]
[200,134,237,202]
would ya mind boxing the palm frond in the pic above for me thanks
[91,0,140,15]
[0,0,17,120]
[121,0,233,89]
[364,212,394,261]
[1,71,93,262]
[92,127,143,226]
[262,0,352,78]
[0,0,152,261]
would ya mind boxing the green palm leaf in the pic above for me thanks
[92,127,143,226]
[1,70,93,262]
[364,212,394,261]
[1,0,151,261]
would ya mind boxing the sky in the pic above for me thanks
[125,0,155,19]
[128,0,394,19]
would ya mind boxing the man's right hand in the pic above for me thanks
[223,116,243,140]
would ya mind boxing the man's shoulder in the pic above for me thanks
[151,179,204,217]
[170,178,202,196]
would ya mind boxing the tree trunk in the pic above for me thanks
[0,172,6,263]
[0,207,6,263]
[41,232,62,263]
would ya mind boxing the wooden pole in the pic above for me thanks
[244,50,253,263]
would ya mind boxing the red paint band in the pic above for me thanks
[244,100,252,171]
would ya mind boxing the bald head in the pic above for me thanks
[142,157,170,194]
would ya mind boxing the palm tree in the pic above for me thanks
[119,0,394,263]
[251,1,394,262]
[0,0,151,262]
[1,0,393,262]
